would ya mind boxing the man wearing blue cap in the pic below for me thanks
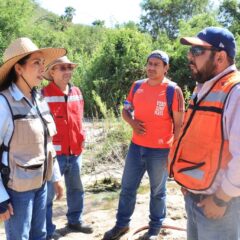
[103,50,185,240]
[169,26,240,239]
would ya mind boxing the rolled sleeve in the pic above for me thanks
[51,158,62,182]
[172,86,185,113]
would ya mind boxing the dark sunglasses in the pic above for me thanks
[189,46,219,57]
[53,65,75,71]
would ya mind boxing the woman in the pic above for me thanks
[0,37,66,240]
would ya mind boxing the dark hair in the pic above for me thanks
[1,54,31,91]
[210,51,234,67]
[227,56,234,65]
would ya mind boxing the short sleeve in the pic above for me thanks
[126,83,136,103]
[172,86,185,112]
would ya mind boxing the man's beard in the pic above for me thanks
[189,57,217,84]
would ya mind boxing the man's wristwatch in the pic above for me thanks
[212,194,229,207]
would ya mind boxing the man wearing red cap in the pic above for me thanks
[169,27,240,239]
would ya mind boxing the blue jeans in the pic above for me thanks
[185,193,240,240]
[116,142,169,234]
[46,154,84,237]
[4,183,47,240]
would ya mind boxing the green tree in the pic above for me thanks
[140,0,210,39]
[37,6,76,31]
[218,0,240,34]
[92,20,105,27]
[0,0,35,60]
[82,28,152,116]
[167,13,219,90]
[62,6,76,22]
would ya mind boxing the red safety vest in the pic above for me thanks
[42,82,85,155]
[168,71,240,190]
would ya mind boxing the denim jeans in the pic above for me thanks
[116,142,169,234]
[46,154,84,237]
[4,183,47,240]
[185,193,240,240]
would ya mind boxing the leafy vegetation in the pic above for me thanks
[0,0,240,116]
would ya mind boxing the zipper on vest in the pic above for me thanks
[64,94,71,155]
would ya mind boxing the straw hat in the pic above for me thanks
[44,56,78,81]
[0,37,67,84]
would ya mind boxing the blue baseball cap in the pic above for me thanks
[180,27,236,58]
[147,50,169,64]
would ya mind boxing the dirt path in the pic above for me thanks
[0,180,186,240]
[0,121,187,239]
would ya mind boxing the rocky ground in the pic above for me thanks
[0,120,187,239]
[0,179,187,240]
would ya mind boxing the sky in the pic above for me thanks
[36,0,142,27]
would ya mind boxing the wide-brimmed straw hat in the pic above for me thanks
[44,56,78,81]
[0,37,67,84]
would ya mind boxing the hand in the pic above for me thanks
[197,195,227,219]
[181,187,188,196]
[0,203,14,221]
[130,119,146,135]
[53,181,64,200]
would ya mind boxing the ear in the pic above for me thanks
[49,69,55,79]
[216,51,227,64]
[164,64,169,75]
[14,63,22,76]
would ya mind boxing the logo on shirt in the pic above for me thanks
[154,101,166,116]
[158,91,166,96]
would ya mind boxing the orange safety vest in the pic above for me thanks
[168,71,240,191]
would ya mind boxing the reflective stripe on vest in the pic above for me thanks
[42,82,84,155]
[44,96,65,103]
[53,144,62,151]
[168,71,240,190]
[45,95,83,103]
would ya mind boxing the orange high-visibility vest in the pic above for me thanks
[168,71,240,191]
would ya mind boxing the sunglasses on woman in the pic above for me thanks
[189,46,220,57]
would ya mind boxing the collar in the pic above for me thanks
[196,65,237,100]
[51,82,73,95]
[9,83,26,101]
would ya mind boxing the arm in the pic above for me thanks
[122,83,146,135]
[199,85,240,219]
[51,158,64,200]
[172,86,185,139]
[0,96,14,221]
[172,111,184,139]
[122,109,145,135]
[78,87,86,145]
[220,84,240,198]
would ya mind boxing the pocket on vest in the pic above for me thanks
[9,164,44,192]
